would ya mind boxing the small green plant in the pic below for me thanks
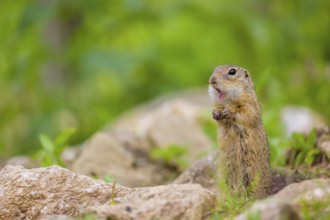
[103,175,115,183]
[299,196,330,220]
[34,128,76,167]
[150,145,189,170]
[289,129,319,166]
[110,181,117,205]
[108,181,126,206]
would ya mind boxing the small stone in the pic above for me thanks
[125,206,132,212]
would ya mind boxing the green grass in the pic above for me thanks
[150,145,189,170]
[300,196,330,220]
[207,187,254,219]
[289,130,320,166]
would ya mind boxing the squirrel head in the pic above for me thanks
[208,65,255,105]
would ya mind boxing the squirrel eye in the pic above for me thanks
[228,68,237,75]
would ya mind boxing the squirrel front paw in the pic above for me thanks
[212,109,222,120]
[212,109,233,121]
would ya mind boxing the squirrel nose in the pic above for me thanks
[209,76,216,85]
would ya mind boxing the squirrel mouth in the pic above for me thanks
[215,88,225,100]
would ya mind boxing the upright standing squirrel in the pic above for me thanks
[208,65,271,199]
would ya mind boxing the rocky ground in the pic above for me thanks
[0,89,329,220]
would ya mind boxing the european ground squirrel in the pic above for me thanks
[208,65,272,199]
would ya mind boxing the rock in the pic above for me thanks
[316,127,330,160]
[235,178,330,220]
[71,91,216,187]
[90,184,216,220]
[0,165,129,219]
[1,156,38,169]
[281,106,328,136]
[235,199,300,220]
[299,186,330,202]
[318,140,330,159]
[174,151,219,193]
[270,178,330,219]
[71,131,174,187]
[0,165,215,220]
[110,95,213,163]
[61,146,81,166]
[274,178,330,201]
[270,168,299,195]
[40,215,74,220]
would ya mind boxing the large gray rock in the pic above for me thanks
[110,97,213,162]
[71,91,215,187]
[274,178,330,201]
[41,215,74,220]
[0,165,215,220]
[71,131,174,187]
[91,184,216,220]
[235,178,330,220]
[0,165,129,220]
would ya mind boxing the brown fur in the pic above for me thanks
[208,65,272,199]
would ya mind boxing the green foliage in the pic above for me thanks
[261,106,290,167]
[208,178,253,219]
[288,129,320,166]
[150,145,189,170]
[34,128,76,167]
[103,175,115,184]
[208,165,268,218]
[300,197,330,220]
[0,0,329,158]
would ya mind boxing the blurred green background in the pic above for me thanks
[0,0,329,160]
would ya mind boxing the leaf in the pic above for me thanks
[150,145,188,169]
[39,134,54,155]
[40,156,54,167]
[54,128,76,151]
[306,129,317,149]
[305,149,320,166]
[37,129,75,168]
[292,132,306,149]
[295,151,306,166]
[53,128,76,167]
[150,145,187,162]
[56,159,67,167]
[103,176,115,183]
